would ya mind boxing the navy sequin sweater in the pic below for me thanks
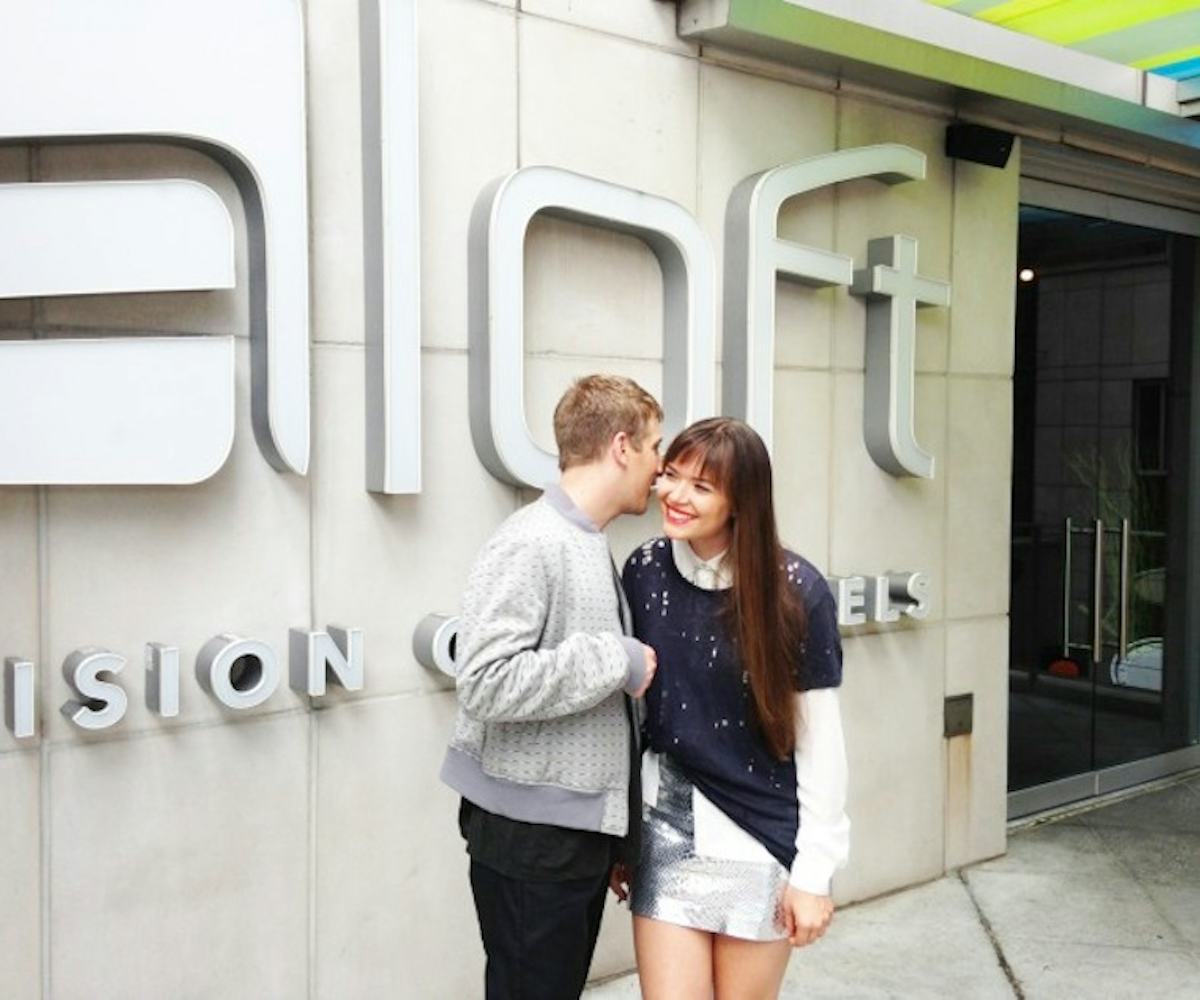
[622,538,843,870]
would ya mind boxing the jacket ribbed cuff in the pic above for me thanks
[619,636,647,695]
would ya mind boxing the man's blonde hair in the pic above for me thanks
[553,375,662,471]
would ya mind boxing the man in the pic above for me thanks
[441,374,663,1000]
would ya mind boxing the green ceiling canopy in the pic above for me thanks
[924,0,1200,77]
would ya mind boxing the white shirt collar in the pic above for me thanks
[671,538,732,591]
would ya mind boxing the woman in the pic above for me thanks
[617,417,849,1000]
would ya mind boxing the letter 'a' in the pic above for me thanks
[0,0,310,483]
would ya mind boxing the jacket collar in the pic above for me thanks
[542,483,601,534]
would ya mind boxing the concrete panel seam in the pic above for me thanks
[40,705,312,750]
[957,871,1025,999]
[941,159,957,693]
[40,735,50,999]
[307,710,317,1000]
[694,36,703,262]
[309,688,456,716]
[517,6,700,62]
[835,79,956,121]
[697,49,840,95]
[515,0,523,168]
[826,113,840,577]
[306,131,318,992]
[0,745,45,760]
[774,362,847,374]
[37,472,50,998]
[420,345,469,357]
[945,613,1010,626]
[946,372,1015,383]
[24,323,245,340]
[313,341,369,354]
[524,348,665,362]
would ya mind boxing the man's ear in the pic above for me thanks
[611,430,630,468]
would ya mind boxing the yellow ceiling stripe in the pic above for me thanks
[979,0,1200,46]
[979,1,1064,22]
[1132,42,1200,70]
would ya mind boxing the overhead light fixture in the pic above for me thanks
[1018,268,1035,283]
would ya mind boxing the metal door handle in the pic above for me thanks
[1061,516,1073,658]
[1092,518,1104,663]
[1118,518,1130,661]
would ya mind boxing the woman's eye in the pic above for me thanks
[695,483,711,493]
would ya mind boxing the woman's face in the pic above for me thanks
[657,452,733,555]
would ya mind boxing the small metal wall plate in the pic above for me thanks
[944,693,974,738]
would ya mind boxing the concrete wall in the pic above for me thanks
[0,1,1018,995]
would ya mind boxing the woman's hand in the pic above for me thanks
[779,885,833,947]
[609,862,632,903]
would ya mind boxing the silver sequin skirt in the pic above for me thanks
[630,753,788,941]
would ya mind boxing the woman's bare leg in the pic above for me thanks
[634,915,715,1000]
[712,934,791,1000]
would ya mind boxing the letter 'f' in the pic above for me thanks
[724,144,949,478]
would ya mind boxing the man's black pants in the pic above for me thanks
[468,860,609,1000]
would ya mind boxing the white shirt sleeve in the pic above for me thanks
[788,687,850,894]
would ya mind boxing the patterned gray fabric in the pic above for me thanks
[441,490,638,837]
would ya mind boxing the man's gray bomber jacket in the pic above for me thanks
[440,485,647,837]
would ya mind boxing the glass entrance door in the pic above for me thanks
[1008,204,1191,798]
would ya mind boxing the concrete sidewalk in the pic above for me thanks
[586,771,1200,999]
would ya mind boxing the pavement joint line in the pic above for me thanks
[957,870,1025,1000]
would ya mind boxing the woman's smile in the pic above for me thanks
[662,503,696,527]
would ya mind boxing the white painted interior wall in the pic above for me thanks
[0,0,1021,995]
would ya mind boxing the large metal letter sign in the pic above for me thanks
[361,0,421,493]
[62,649,129,731]
[0,0,310,483]
[470,167,717,487]
[0,181,234,299]
[0,179,238,483]
[851,236,950,478]
[4,658,36,739]
[288,626,365,697]
[146,643,181,719]
[724,144,935,464]
[196,635,281,711]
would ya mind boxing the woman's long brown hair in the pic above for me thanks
[663,418,807,760]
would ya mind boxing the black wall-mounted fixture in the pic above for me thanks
[944,693,974,739]
[945,123,1015,169]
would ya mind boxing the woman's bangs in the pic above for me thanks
[665,436,732,493]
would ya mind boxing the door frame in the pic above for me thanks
[1009,153,1200,819]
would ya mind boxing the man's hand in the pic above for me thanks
[779,886,833,947]
[609,862,632,903]
[629,644,657,698]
